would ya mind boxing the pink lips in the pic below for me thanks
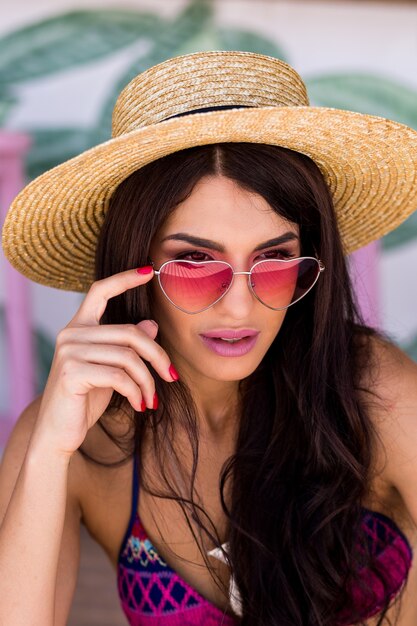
[199,329,260,357]
[201,329,259,339]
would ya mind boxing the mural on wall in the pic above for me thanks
[1,0,417,394]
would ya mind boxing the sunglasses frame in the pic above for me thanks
[151,257,325,315]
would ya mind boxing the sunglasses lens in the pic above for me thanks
[251,258,320,309]
[159,261,233,313]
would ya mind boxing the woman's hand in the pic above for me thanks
[32,267,177,457]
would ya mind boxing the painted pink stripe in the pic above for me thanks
[0,131,33,447]
[349,240,380,329]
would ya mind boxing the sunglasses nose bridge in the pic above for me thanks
[217,269,255,307]
[232,270,254,289]
[234,271,253,292]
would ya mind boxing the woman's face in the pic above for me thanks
[149,175,301,385]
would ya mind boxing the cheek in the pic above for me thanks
[264,311,287,339]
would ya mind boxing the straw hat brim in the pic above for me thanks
[2,105,417,292]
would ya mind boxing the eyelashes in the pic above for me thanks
[175,248,297,262]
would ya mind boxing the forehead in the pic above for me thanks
[158,175,299,240]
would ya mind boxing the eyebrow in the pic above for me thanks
[159,231,299,252]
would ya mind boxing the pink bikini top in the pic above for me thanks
[117,454,413,625]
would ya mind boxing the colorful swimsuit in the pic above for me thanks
[117,454,413,625]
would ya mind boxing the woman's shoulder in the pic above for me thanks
[360,332,417,525]
[74,404,135,506]
[359,332,417,430]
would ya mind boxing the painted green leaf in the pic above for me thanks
[0,89,16,125]
[0,9,159,84]
[172,25,288,60]
[216,28,287,61]
[91,0,214,144]
[24,128,94,181]
[172,25,222,57]
[34,328,55,393]
[305,73,417,129]
[382,212,417,250]
[400,332,417,363]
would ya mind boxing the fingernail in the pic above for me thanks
[153,392,159,410]
[140,399,146,412]
[169,364,180,381]
[136,266,153,275]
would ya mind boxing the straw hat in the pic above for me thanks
[2,50,417,292]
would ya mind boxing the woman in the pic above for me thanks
[1,51,417,626]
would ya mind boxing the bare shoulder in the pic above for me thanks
[360,333,417,523]
[69,406,135,564]
[360,332,417,434]
[71,404,135,524]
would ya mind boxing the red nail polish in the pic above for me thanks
[140,399,146,412]
[136,266,153,275]
[169,364,179,381]
[153,392,159,410]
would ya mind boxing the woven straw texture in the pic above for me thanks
[2,50,417,292]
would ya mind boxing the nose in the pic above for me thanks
[214,271,255,317]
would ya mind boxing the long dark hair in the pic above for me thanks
[82,142,402,625]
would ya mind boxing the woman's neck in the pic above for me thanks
[192,381,240,442]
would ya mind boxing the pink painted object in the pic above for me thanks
[349,241,380,329]
[0,131,33,450]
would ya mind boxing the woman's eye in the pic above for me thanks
[175,248,297,263]
[176,250,212,262]
[258,249,296,260]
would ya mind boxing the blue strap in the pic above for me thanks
[117,451,140,562]
[132,451,140,518]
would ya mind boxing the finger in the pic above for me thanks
[57,324,175,382]
[137,319,159,340]
[61,361,146,412]
[70,266,154,327]
[61,343,156,408]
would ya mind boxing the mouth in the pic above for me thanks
[199,330,260,357]
[214,337,245,343]
[200,328,259,340]
[206,336,249,343]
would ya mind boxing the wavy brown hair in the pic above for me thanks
[80,142,406,625]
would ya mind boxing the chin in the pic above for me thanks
[197,356,264,382]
